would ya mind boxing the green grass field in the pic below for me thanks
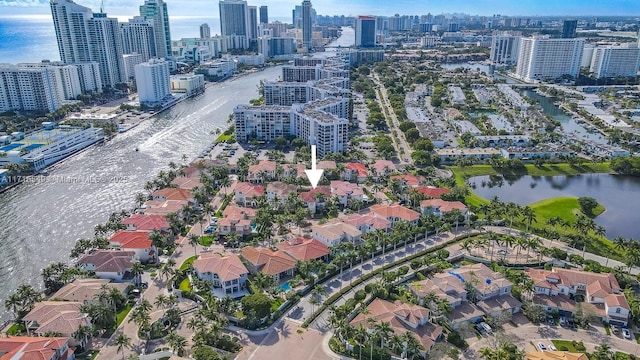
[529,196,586,225]
[179,255,198,271]
[116,304,133,327]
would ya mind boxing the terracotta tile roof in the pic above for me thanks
[342,213,391,230]
[345,162,368,177]
[248,160,277,174]
[415,186,451,198]
[312,222,362,242]
[330,181,364,197]
[51,279,128,303]
[121,214,169,232]
[152,188,194,202]
[194,253,249,282]
[143,200,187,216]
[587,280,611,299]
[420,199,467,213]
[390,174,425,187]
[109,231,152,249]
[0,337,69,360]
[171,177,204,190]
[525,352,589,360]
[235,182,265,198]
[222,205,256,219]
[370,204,420,222]
[241,247,296,276]
[531,294,577,312]
[282,164,306,178]
[300,186,331,203]
[182,166,202,178]
[23,302,90,336]
[410,264,511,301]
[371,160,396,174]
[605,294,630,310]
[350,299,442,351]
[266,182,298,198]
[277,238,330,262]
[77,250,135,273]
[476,295,522,313]
[317,160,337,170]
[525,268,621,295]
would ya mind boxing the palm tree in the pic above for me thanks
[154,294,168,310]
[112,333,131,360]
[4,293,22,320]
[373,321,393,349]
[521,206,537,233]
[131,261,144,286]
[402,332,424,360]
[73,325,92,349]
[188,234,200,257]
[354,324,368,360]
[166,331,187,356]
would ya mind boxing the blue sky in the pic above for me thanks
[0,0,639,17]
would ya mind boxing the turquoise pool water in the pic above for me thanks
[277,281,291,292]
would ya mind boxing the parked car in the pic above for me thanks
[537,343,547,351]
[548,344,557,351]
[612,325,620,334]
[479,322,492,334]
[623,328,632,339]
[560,317,567,326]
[204,226,216,234]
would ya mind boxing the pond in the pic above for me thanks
[468,173,640,240]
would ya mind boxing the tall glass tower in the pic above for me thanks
[139,0,172,59]
[302,0,313,51]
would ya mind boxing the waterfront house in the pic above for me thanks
[370,160,396,181]
[369,204,420,226]
[121,214,170,233]
[420,199,468,218]
[109,231,157,263]
[329,181,365,207]
[299,186,331,214]
[247,160,277,183]
[193,253,249,298]
[0,336,75,360]
[170,177,204,190]
[525,268,629,326]
[143,200,187,216]
[23,302,90,346]
[311,221,362,247]
[51,279,129,303]
[234,182,264,208]
[76,250,135,282]
[342,162,368,183]
[151,188,196,206]
[277,237,330,262]
[241,247,297,282]
[349,298,443,356]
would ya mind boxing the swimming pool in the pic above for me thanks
[0,143,23,152]
[277,281,291,292]
[23,143,44,151]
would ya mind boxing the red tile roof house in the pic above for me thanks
[420,199,468,218]
[76,250,136,282]
[247,160,277,183]
[330,181,365,207]
[342,162,368,183]
[370,159,396,181]
[151,188,196,206]
[108,231,157,263]
[370,204,421,226]
[0,336,75,360]
[342,213,391,234]
[121,214,170,234]
[170,176,204,190]
[277,237,330,262]
[299,186,331,215]
[318,160,339,179]
[415,186,451,199]
[525,268,630,327]
[311,221,362,247]
[266,182,299,203]
[142,200,187,216]
[23,302,91,348]
[241,247,297,282]
[193,253,249,298]
[234,182,265,208]
[281,164,306,180]
[349,299,443,357]
[390,174,426,189]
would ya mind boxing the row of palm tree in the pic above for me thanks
[460,231,544,264]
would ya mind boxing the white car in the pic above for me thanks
[537,343,547,351]
[548,344,557,351]
[622,328,632,339]
[479,322,492,334]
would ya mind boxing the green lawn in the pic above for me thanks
[116,304,133,327]
[216,133,233,143]
[452,163,612,183]
[551,340,587,353]
[199,236,216,247]
[529,196,590,225]
[179,256,198,271]
[179,278,192,292]
[5,322,25,336]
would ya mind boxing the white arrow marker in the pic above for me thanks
[304,145,324,189]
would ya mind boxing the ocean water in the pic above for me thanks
[0,15,290,64]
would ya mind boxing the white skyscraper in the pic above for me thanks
[590,46,640,79]
[87,13,126,86]
[18,62,83,101]
[515,36,584,82]
[120,16,157,61]
[139,0,172,59]
[490,34,521,65]
[135,58,171,104]
[123,53,145,80]
[0,65,62,112]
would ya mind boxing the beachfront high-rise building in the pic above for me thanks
[292,5,302,28]
[134,58,171,104]
[219,0,249,37]
[590,46,640,79]
[87,13,126,87]
[120,16,157,62]
[247,6,258,40]
[139,0,172,59]
[355,16,377,47]
[200,23,211,38]
[50,0,94,64]
[123,53,145,80]
[0,65,61,112]
[562,20,578,39]
[259,6,268,24]
[301,0,313,51]
[515,36,584,82]
[490,33,521,65]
